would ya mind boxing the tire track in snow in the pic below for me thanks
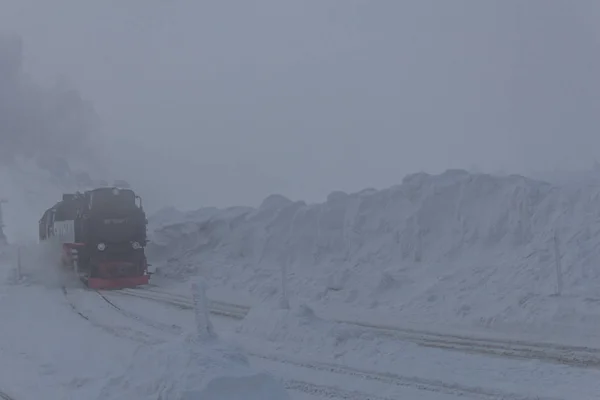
[61,285,163,345]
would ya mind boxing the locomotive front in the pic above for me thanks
[78,187,150,289]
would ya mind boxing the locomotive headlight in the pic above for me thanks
[97,243,106,251]
[132,241,142,249]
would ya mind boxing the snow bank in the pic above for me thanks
[146,205,253,276]
[236,302,376,355]
[97,334,289,400]
[148,169,600,331]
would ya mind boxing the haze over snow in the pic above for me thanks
[1,1,600,211]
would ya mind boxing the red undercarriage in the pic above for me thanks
[62,243,150,290]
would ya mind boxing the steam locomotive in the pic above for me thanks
[39,186,150,289]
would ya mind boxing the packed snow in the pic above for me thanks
[148,169,600,340]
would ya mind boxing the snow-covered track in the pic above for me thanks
[0,390,15,400]
[336,321,600,369]
[112,287,249,319]
[61,285,163,345]
[252,352,561,400]
[90,287,571,400]
[95,291,183,335]
[284,379,396,400]
[61,286,90,321]
[113,286,600,368]
[78,296,535,400]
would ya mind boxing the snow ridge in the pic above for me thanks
[149,169,600,329]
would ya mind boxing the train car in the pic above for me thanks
[39,187,150,289]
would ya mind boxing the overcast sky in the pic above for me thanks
[2,0,600,211]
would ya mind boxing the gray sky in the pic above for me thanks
[2,0,600,211]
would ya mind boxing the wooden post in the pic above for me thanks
[191,278,216,341]
[0,199,6,246]
[553,233,563,296]
[280,260,289,309]
[16,246,21,281]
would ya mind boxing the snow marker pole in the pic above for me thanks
[16,246,21,281]
[280,260,289,309]
[191,278,216,340]
[0,199,6,246]
[553,233,563,296]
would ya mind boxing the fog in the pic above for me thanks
[0,34,98,174]
[1,0,600,211]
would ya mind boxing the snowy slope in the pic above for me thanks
[148,169,600,332]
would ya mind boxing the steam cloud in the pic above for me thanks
[0,32,97,177]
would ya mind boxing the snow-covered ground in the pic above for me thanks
[4,168,600,399]
[0,251,291,400]
[148,169,600,342]
[3,252,600,399]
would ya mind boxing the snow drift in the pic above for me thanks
[236,302,379,357]
[97,334,290,400]
[149,169,600,330]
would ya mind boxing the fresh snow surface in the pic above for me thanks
[0,248,290,400]
[97,334,290,400]
[148,169,600,340]
[87,291,600,400]
[233,302,600,400]
[2,238,600,399]
[6,164,600,399]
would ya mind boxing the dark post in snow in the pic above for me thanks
[553,233,563,296]
[191,278,216,341]
[0,199,7,246]
[280,260,289,309]
[16,245,21,280]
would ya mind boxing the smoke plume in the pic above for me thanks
[0,32,97,177]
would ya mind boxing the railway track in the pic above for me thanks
[0,390,15,400]
[283,379,397,400]
[60,285,164,345]
[95,290,183,335]
[252,352,562,400]
[97,289,574,400]
[114,287,249,319]
[112,286,600,369]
